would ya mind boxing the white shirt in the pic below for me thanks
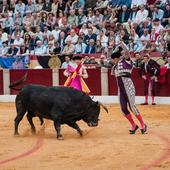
[152,24,164,34]
[75,43,87,54]
[65,34,79,44]
[97,35,108,47]
[131,0,147,8]
[14,38,24,47]
[34,46,47,55]
[1,32,8,42]
[135,9,148,24]
[140,34,150,41]
[52,29,61,41]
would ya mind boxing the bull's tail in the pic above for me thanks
[9,73,28,91]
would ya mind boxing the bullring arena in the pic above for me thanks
[0,69,170,170]
[0,103,170,170]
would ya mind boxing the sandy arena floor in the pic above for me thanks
[0,103,170,170]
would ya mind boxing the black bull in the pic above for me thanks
[10,83,108,140]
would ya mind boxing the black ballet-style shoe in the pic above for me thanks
[152,103,156,105]
[129,125,139,134]
[141,124,147,134]
[141,102,148,105]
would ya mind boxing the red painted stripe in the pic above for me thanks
[0,137,43,165]
[140,132,170,170]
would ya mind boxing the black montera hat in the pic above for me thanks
[111,51,121,59]
[111,46,123,59]
[72,55,82,60]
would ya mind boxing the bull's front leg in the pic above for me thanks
[67,122,83,137]
[54,121,63,140]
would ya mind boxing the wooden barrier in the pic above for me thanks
[0,70,3,95]
[10,69,52,94]
[0,68,169,96]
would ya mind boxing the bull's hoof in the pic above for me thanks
[14,132,20,136]
[79,131,83,137]
[57,135,64,140]
[31,129,36,135]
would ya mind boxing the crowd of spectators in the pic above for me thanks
[0,0,169,69]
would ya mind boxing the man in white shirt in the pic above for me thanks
[61,55,71,69]
[43,26,51,38]
[65,29,78,45]
[34,41,47,56]
[140,29,150,41]
[97,30,108,48]
[52,25,61,41]
[131,0,146,8]
[75,37,87,54]
[135,4,148,24]
[152,18,164,34]
[14,34,24,47]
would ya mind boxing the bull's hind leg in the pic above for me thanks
[26,111,36,134]
[54,121,63,140]
[14,101,26,135]
[67,122,83,136]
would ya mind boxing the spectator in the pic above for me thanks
[95,40,104,53]
[23,10,32,27]
[46,41,54,55]
[129,28,139,43]
[140,29,150,41]
[18,45,29,56]
[128,5,138,22]
[65,29,78,44]
[72,0,84,10]
[14,33,24,47]
[93,9,103,27]
[42,0,52,12]
[131,0,147,8]
[118,5,129,23]
[97,30,108,47]
[77,8,87,26]
[152,18,164,34]
[75,37,86,54]
[35,0,44,12]
[34,40,47,55]
[31,12,41,29]
[51,25,61,41]
[150,28,159,42]
[135,4,148,24]
[6,43,19,57]
[68,9,77,27]
[53,41,61,54]
[85,39,96,54]
[15,0,26,18]
[61,55,71,69]
[62,39,75,55]
[58,31,66,51]
[133,52,143,67]
[84,28,97,44]
[26,0,35,13]
[79,23,88,35]
[3,12,13,34]
[152,5,164,21]
[0,41,9,56]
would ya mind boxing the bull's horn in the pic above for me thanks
[98,102,109,113]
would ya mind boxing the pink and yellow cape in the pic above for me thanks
[64,64,90,94]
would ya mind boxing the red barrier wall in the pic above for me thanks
[3,68,170,96]
[10,69,52,94]
[108,68,170,96]
[59,69,101,95]
[0,70,3,94]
